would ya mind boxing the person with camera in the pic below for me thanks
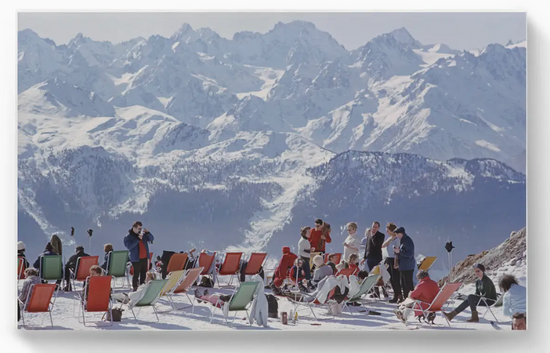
[123,221,154,291]
[393,227,415,299]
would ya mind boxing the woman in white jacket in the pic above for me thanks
[499,274,526,317]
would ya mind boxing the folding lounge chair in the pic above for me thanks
[18,257,26,280]
[198,281,260,327]
[341,274,381,315]
[336,267,358,278]
[288,286,339,319]
[78,275,113,326]
[216,252,244,287]
[477,296,500,323]
[70,256,99,291]
[130,279,169,322]
[19,283,57,329]
[165,253,188,275]
[410,282,462,327]
[243,253,267,277]
[164,267,204,311]
[40,255,63,291]
[106,250,130,289]
[198,252,217,282]
[418,256,438,271]
[324,253,342,264]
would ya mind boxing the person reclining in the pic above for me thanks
[18,267,41,321]
[394,270,439,323]
[100,243,113,272]
[311,255,333,288]
[290,258,308,292]
[194,288,233,308]
[81,265,104,308]
[443,263,497,323]
[270,246,297,295]
[112,272,156,309]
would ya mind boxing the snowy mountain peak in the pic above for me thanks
[389,27,422,47]
[171,23,198,42]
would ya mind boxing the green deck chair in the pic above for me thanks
[40,255,63,282]
[342,274,381,315]
[106,250,130,289]
[200,281,260,327]
[131,279,169,321]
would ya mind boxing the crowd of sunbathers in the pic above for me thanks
[17,219,527,329]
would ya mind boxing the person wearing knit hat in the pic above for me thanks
[311,255,333,288]
[443,263,497,323]
[32,242,57,271]
[17,241,29,274]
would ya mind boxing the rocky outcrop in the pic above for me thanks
[438,228,526,286]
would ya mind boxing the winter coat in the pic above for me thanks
[50,234,63,256]
[290,266,306,282]
[273,248,297,287]
[18,251,30,269]
[18,275,41,304]
[312,265,333,284]
[502,283,526,317]
[249,275,269,327]
[343,233,360,262]
[409,277,440,316]
[123,229,154,263]
[298,237,311,258]
[66,250,90,270]
[397,234,416,271]
[475,275,498,301]
[364,230,385,263]
[100,252,111,271]
[33,250,57,270]
[308,228,331,253]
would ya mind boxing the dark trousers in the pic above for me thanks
[455,294,494,314]
[300,256,312,281]
[62,264,75,290]
[132,258,148,290]
[385,257,402,299]
[367,258,382,272]
[400,269,414,298]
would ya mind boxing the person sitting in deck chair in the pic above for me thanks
[18,268,41,321]
[81,265,104,306]
[499,274,526,318]
[18,241,30,270]
[311,255,333,288]
[290,258,308,292]
[325,253,338,274]
[270,246,297,295]
[33,243,56,272]
[194,288,233,308]
[394,270,439,324]
[348,254,360,273]
[443,263,497,323]
[112,271,156,310]
[100,243,113,272]
[62,245,90,291]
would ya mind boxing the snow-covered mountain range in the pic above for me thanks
[18,22,526,262]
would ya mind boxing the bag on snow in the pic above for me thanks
[103,307,124,322]
[199,276,214,288]
[266,294,278,318]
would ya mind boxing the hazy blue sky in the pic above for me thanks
[18,12,526,51]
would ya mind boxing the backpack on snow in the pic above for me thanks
[266,294,278,318]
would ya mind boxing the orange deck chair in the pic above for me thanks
[216,252,243,287]
[18,257,27,280]
[19,283,57,329]
[410,282,463,327]
[70,256,99,291]
[324,253,342,264]
[165,267,204,311]
[79,275,113,326]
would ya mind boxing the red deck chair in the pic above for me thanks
[336,267,358,278]
[324,253,342,264]
[410,282,462,327]
[165,267,204,310]
[79,275,113,326]
[70,256,99,290]
[244,253,267,281]
[19,283,56,329]
[198,252,217,275]
[18,256,27,280]
[130,252,154,275]
[165,253,188,275]
[216,252,243,287]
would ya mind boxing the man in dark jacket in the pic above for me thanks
[363,221,385,271]
[33,243,57,270]
[62,245,90,291]
[123,221,154,291]
[394,227,415,299]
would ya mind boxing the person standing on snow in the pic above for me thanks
[343,222,360,264]
[382,222,402,303]
[393,227,415,300]
[123,221,154,291]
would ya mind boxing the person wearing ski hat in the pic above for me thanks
[32,242,57,271]
[443,263,497,323]
[17,241,30,270]
[270,246,298,294]
[393,227,415,300]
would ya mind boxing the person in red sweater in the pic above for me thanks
[308,219,332,254]
[270,246,298,294]
[394,270,440,323]
[348,253,360,274]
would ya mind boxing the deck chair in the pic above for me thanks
[324,253,342,264]
[341,274,381,315]
[165,253,188,276]
[477,296,499,323]
[309,252,322,269]
[197,252,217,283]
[336,267,358,278]
[418,256,437,271]
[106,250,130,289]
[288,286,339,319]
[244,253,267,276]
[410,282,462,327]
[78,275,113,326]
[130,279,169,322]
[19,283,57,329]
[160,270,186,297]
[216,252,243,287]
[18,257,27,280]
[199,281,260,327]
[40,255,63,290]
[70,256,99,291]
[165,267,203,311]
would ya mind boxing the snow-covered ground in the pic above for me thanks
[18,269,521,331]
